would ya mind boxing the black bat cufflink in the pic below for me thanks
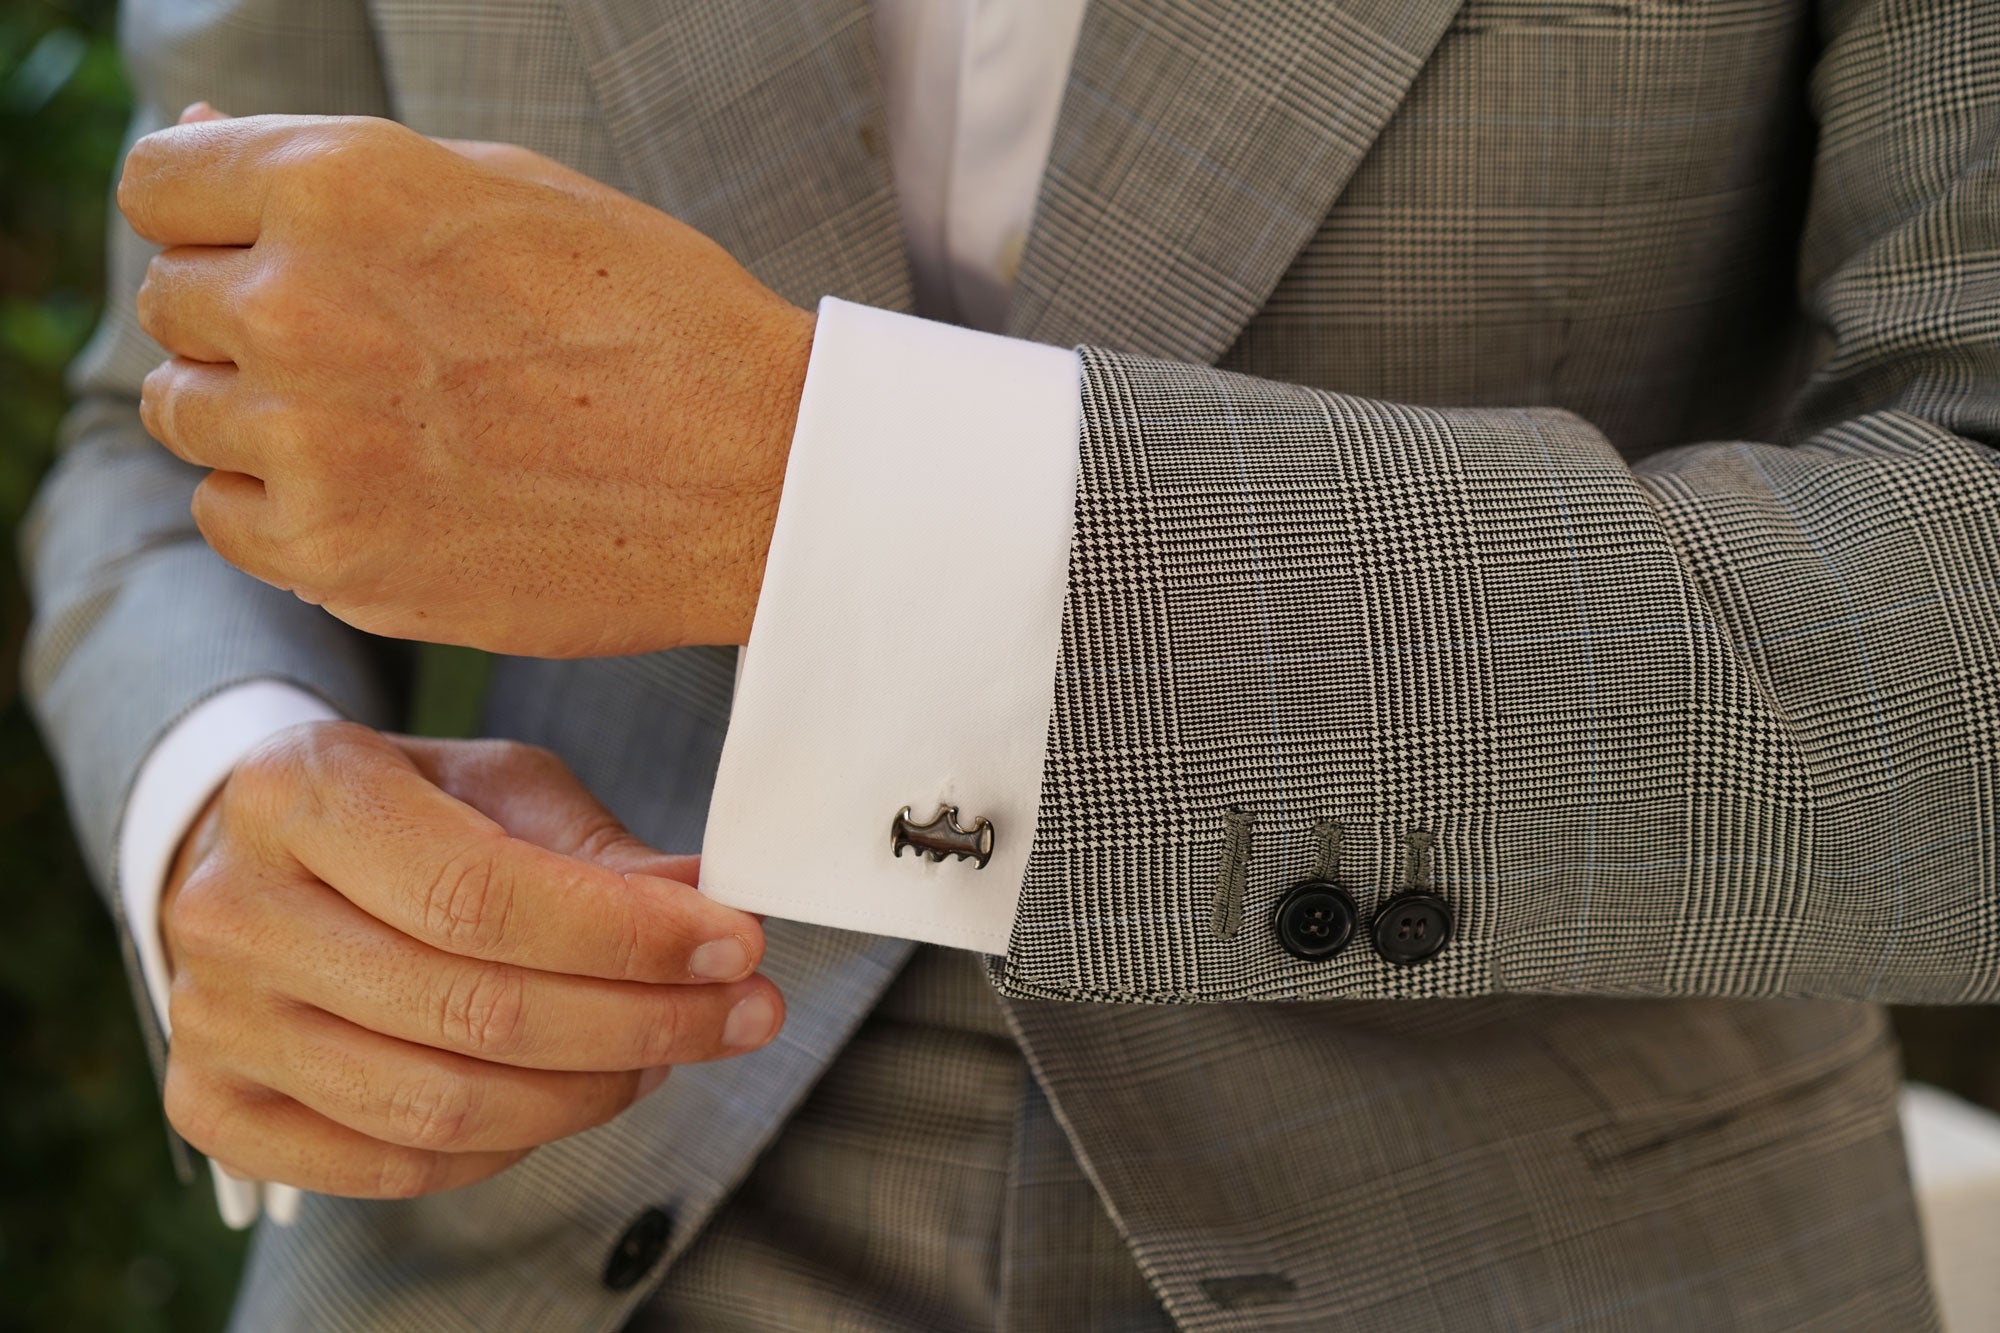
[891,805,995,868]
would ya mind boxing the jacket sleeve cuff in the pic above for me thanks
[700,297,1080,954]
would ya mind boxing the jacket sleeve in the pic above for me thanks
[993,0,2000,1005]
[18,0,402,1080]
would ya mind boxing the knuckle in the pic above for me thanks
[333,116,406,153]
[369,1148,444,1200]
[188,476,262,580]
[235,271,310,355]
[281,120,408,202]
[163,982,201,1036]
[187,474,232,544]
[166,864,243,961]
[227,731,308,815]
[228,720,373,840]
[633,996,692,1068]
[617,898,644,983]
[282,135,362,192]
[163,988,222,1064]
[422,843,515,955]
[117,141,166,234]
[469,738,564,786]
[305,718,386,751]
[134,270,161,338]
[501,739,562,771]
[158,388,194,456]
[138,360,172,430]
[163,977,231,1048]
[474,141,533,169]
[289,720,387,791]
[161,1065,225,1154]
[572,813,634,866]
[579,1072,638,1129]
[384,1068,477,1152]
[436,963,529,1058]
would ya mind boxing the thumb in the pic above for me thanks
[600,850,702,885]
[178,101,229,125]
[391,736,700,883]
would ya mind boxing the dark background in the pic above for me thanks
[1,1,1994,1329]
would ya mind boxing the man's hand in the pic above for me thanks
[120,113,815,657]
[159,723,781,1199]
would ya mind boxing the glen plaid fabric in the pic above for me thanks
[990,0,2000,1008]
[630,947,1171,1332]
[23,0,1993,1326]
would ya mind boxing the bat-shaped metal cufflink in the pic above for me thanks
[891,805,995,868]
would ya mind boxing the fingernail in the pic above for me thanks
[635,1066,671,1098]
[722,993,776,1050]
[689,937,749,981]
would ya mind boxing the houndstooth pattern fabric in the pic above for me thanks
[22,0,1988,1326]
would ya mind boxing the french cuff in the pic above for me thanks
[700,297,1081,955]
[118,680,337,1231]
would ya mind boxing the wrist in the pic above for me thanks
[698,302,816,647]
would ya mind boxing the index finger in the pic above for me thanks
[118,113,389,247]
[119,116,287,246]
[272,735,758,982]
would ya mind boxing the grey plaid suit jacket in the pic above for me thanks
[23,0,1996,1325]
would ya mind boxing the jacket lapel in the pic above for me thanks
[560,0,915,313]
[563,0,1465,358]
[1006,0,1468,363]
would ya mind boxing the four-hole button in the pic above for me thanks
[1273,880,1359,960]
[1371,891,1453,966]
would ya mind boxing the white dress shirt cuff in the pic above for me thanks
[119,680,338,1230]
[119,680,340,1025]
[701,297,1081,954]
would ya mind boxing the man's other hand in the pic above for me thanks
[158,723,781,1199]
[120,112,816,657]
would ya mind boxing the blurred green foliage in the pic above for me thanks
[1,2,493,1320]
[0,1,1991,1330]
[0,3,257,1330]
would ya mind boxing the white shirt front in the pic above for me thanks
[871,0,1089,331]
[119,0,1091,1225]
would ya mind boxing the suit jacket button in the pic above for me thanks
[603,1207,672,1291]
[1273,880,1358,959]
[1372,892,1453,965]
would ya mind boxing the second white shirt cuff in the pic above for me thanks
[700,297,1081,954]
[118,680,342,1030]
[118,680,340,1231]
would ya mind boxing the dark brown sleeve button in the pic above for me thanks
[603,1207,673,1291]
[1371,891,1453,965]
[1273,880,1358,960]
